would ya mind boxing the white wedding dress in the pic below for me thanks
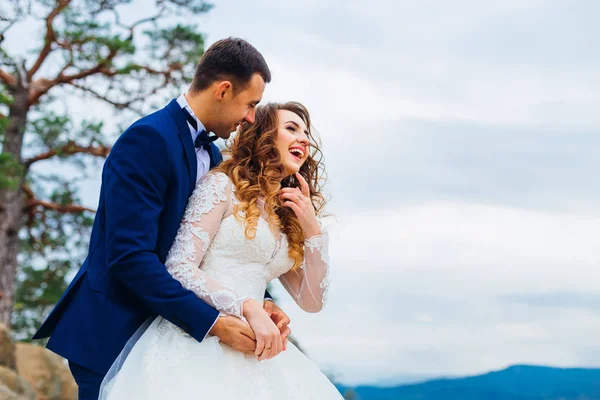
[99,172,343,399]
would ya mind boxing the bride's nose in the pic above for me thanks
[297,134,309,146]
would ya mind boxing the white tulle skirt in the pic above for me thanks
[99,317,343,400]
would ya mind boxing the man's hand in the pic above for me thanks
[264,300,292,351]
[209,316,256,354]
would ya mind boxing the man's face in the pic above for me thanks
[213,73,266,139]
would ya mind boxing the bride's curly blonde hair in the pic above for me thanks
[215,101,327,270]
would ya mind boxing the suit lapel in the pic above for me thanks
[209,142,223,169]
[166,99,197,195]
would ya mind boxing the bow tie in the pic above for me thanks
[194,129,218,150]
[182,108,218,150]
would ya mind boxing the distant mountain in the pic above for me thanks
[373,373,440,387]
[336,365,600,400]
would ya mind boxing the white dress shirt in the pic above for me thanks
[176,94,211,182]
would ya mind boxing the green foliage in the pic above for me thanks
[0,87,12,106]
[27,109,107,161]
[0,83,12,143]
[13,176,94,341]
[144,24,205,70]
[170,0,213,14]
[0,153,24,189]
[54,8,134,70]
[0,45,15,66]
[29,112,72,149]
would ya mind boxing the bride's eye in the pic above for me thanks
[286,126,296,132]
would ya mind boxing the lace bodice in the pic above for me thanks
[164,172,330,319]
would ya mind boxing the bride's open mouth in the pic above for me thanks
[289,147,305,162]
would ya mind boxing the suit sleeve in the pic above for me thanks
[264,290,273,301]
[104,125,219,342]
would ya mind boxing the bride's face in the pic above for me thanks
[274,109,310,177]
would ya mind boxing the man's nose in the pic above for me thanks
[244,109,256,124]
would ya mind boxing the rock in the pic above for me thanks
[0,366,36,400]
[0,324,15,370]
[0,325,77,400]
[14,344,77,400]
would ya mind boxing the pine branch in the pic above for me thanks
[25,4,192,105]
[0,17,18,39]
[56,58,74,78]
[0,68,16,86]
[23,199,95,214]
[21,181,95,220]
[28,48,119,105]
[54,40,75,77]
[67,81,143,112]
[27,0,72,80]
[0,0,31,40]
[62,64,176,114]
[56,50,117,81]
[132,64,174,76]
[23,140,111,167]
[112,7,167,41]
[22,183,35,200]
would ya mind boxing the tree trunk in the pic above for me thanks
[0,84,28,329]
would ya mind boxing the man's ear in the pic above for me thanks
[214,81,233,100]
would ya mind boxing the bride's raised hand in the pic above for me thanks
[242,298,282,360]
[279,173,321,238]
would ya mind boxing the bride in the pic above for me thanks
[99,101,343,399]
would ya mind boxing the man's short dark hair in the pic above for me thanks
[191,37,271,93]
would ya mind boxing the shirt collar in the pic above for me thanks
[176,93,206,137]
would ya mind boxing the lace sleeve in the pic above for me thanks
[165,172,249,318]
[279,225,331,313]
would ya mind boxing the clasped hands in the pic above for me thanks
[209,299,291,361]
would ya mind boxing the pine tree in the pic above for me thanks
[0,0,212,337]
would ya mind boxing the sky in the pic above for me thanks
[3,0,600,386]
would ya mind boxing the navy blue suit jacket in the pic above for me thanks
[34,99,269,374]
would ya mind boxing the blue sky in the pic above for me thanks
[3,0,599,386]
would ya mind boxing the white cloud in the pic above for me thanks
[270,202,600,383]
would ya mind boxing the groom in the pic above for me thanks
[33,37,291,400]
